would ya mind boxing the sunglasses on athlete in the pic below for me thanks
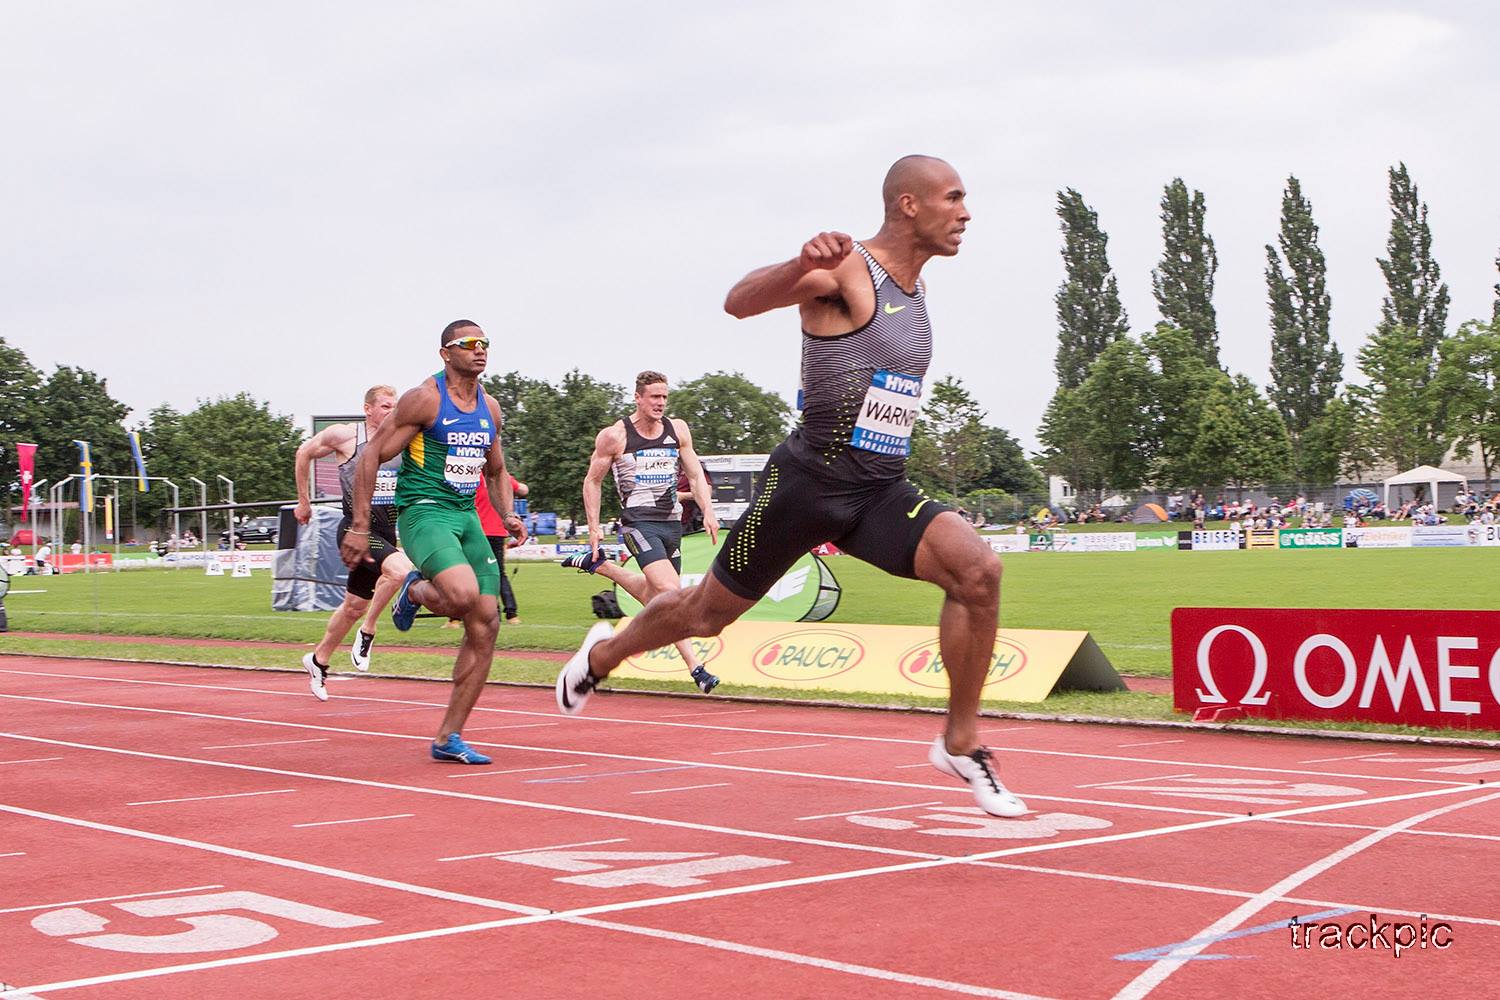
[443,336,490,351]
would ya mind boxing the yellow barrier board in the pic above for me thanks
[612,619,1124,703]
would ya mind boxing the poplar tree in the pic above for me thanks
[1266,176,1341,482]
[1053,188,1129,389]
[1152,179,1219,367]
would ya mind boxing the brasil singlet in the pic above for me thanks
[784,241,932,481]
[611,416,682,524]
[339,426,402,536]
[393,373,494,511]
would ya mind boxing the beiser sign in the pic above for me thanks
[1173,607,1500,729]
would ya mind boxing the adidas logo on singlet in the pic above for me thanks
[662,435,676,444]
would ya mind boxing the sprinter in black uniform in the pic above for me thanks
[563,370,721,694]
[292,384,415,700]
[557,156,1025,816]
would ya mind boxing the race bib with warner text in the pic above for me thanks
[850,370,922,456]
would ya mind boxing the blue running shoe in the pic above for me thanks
[690,664,720,694]
[431,733,491,765]
[560,550,609,574]
[391,570,423,632]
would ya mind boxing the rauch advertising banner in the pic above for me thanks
[1172,607,1500,730]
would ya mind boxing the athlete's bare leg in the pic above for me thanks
[593,559,703,668]
[912,512,1001,756]
[411,563,501,740]
[314,594,370,664]
[586,572,753,677]
[361,551,414,635]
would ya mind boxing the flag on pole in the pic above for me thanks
[74,440,93,513]
[127,430,148,491]
[104,491,114,540]
[16,443,36,519]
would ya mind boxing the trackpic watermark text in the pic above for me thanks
[1290,913,1453,956]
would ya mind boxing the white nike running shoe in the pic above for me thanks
[302,652,329,702]
[929,736,1026,817]
[556,622,614,716]
[350,630,374,672]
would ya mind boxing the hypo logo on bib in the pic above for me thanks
[850,369,921,456]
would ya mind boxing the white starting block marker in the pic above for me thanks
[204,559,224,577]
[231,559,252,578]
[492,850,787,888]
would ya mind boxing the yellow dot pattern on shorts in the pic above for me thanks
[730,464,779,572]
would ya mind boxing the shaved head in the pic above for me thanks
[882,155,955,219]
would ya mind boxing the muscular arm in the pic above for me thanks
[294,424,356,520]
[352,385,435,533]
[673,419,718,545]
[723,231,857,319]
[482,398,526,543]
[583,423,624,556]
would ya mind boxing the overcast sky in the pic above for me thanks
[4,2,1497,451]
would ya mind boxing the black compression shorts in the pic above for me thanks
[337,518,400,600]
[710,442,951,601]
[622,519,683,573]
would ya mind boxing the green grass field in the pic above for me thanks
[6,547,1498,677]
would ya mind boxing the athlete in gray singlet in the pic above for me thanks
[558,156,1026,817]
[292,384,415,700]
[562,370,721,694]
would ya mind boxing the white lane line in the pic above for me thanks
[982,727,1034,734]
[1300,751,1395,764]
[447,764,586,778]
[566,916,1052,1000]
[632,783,731,795]
[291,814,413,828]
[711,742,828,756]
[1076,773,1196,790]
[19,783,1491,1000]
[0,757,64,765]
[202,738,330,750]
[461,723,558,732]
[797,801,944,822]
[127,789,298,807]
[0,675,1475,788]
[439,838,629,862]
[0,885,226,915]
[0,852,25,857]
[1117,740,1184,749]
[1113,789,1500,1000]
[0,697,1408,822]
[0,804,543,915]
[658,709,759,719]
[894,763,932,769]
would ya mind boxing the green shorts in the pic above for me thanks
[396,503,500,597]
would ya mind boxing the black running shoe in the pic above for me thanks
[690,665,720,694]
[560,550,609,574]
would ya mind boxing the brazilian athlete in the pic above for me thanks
[343,320,527,765]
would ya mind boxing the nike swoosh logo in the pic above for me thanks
[441,417,461,426]
[907,499,931,519]
[884,303,906,314]
[486,557,497,564]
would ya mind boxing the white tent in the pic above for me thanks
[1383,465,1467,510]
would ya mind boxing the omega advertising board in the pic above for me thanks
[1173,607,1500,729]
[613,619,1126,703]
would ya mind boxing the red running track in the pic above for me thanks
[0,653,1496,999]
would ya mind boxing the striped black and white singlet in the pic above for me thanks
[784,241,933,481]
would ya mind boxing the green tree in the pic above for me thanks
[975,426,1044,496]
[177,394,304,504]
[1074,338,1157,494]
[666,371,792,454]
[1493,248,1499,324]
[480,371,549,475]
[960,488,1019,523]
[1379,163,1450,357]
[1436,321,1500,491]
[507,371,626,518]
[1266,175,1342,481]
[1357,325,1444,469]
[32,366,132,490]
[1143,324,1220,486]
[0,338,43,506]
[133,404,201,522]
[1153,178,1219,367]
[910,376,990,498]
[1037,387,1100,498]
[1053,188,1129,389]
